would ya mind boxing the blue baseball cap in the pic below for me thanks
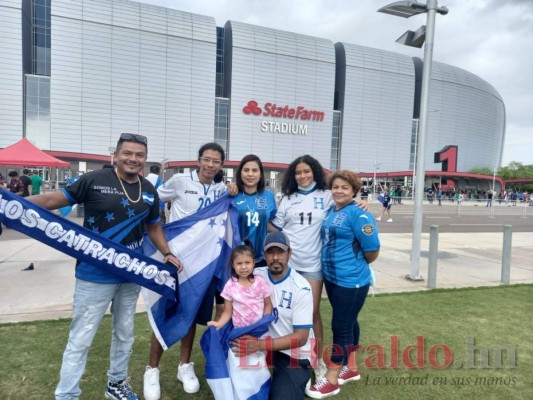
[264,231,290,252]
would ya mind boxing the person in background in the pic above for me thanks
[437,187,443,207]
[376,187,393,222]
[360,186,369,201]
[29,170,44,195]
[19,169,33,197]
[306,170,380,399]
[145,165,166,224]
[486,190,493,207]
[28,133,181,400]
[7,171,24,196]
[427,187,434,204]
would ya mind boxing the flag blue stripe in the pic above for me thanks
[200,315,275,400]
[0,191,177,300]
[143,193,241,348]
[247,379,270,400]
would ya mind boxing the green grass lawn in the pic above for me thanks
[1,285,532,400]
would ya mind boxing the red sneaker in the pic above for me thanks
[338,366,361,385]
[305,377,340,399]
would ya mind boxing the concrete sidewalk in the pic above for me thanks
[1,231,532,323]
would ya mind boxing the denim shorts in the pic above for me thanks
[296,269,323,281]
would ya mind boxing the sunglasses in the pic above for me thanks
[118,133,148,145]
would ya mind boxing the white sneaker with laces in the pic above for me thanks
[177,362,200,394]
[376,217,381,222]
[143,366,160,400]
[387,218,393,222]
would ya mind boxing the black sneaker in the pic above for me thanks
[105,377,138,400]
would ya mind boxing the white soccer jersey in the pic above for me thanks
[158,170,227,222]
[271,189,332,273]
[255,267,314,360]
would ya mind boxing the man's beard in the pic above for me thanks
[269,262,284,275]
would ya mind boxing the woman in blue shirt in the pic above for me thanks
[307,170,380,399]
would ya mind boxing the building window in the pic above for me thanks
[215,97,230,156]
[216,27,225,98]
[330,111,342,171]
[25,74,51,148]
[32,0,51,76]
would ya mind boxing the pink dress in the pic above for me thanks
[220,275,272,328]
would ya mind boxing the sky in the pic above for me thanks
[139,0,533,166]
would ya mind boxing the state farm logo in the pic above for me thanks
[243,100,262,116]
[242,100,324,122]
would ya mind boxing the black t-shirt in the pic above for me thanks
[63,168,161,283]
[19,175,32,197]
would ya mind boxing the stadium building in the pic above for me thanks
[0,0,506,192]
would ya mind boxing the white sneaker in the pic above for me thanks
[376,217,381,222]
[314,358,327,382]
[177,362,200,394]
[143,366,161,400]
[387,218,393,222]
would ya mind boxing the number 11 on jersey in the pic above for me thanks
[299,212,312,225]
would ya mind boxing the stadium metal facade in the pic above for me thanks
[0,0,505,185]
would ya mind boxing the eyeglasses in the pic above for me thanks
[199,157,223,166]
[118,133,148,145]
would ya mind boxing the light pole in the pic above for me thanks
[161,158,169,180]
[379,0,448,281]
[373,160,382,201]
[492,167,496,194]
[411,118,419,199]
[109,146,116,165]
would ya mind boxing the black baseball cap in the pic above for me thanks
[264,231,290,252]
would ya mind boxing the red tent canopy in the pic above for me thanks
[0,138,70,167]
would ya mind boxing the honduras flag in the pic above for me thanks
[200,315,274,400]
[142,193,240,349]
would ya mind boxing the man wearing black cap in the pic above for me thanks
[231,231,314,399]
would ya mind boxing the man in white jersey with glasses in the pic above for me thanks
[143,143,233,399]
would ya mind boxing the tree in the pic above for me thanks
[498,162,533,192]
[468,167,494,176]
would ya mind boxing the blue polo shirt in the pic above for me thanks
[321,201,380,288]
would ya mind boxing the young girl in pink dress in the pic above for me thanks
[208,243,272,329]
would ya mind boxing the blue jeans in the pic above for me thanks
[55,279,141,400]
[324,280,369,366]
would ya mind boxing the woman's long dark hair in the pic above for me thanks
[235,154,265,193]
[281,154,327,196]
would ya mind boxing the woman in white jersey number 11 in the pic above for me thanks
[270,155,369,383]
